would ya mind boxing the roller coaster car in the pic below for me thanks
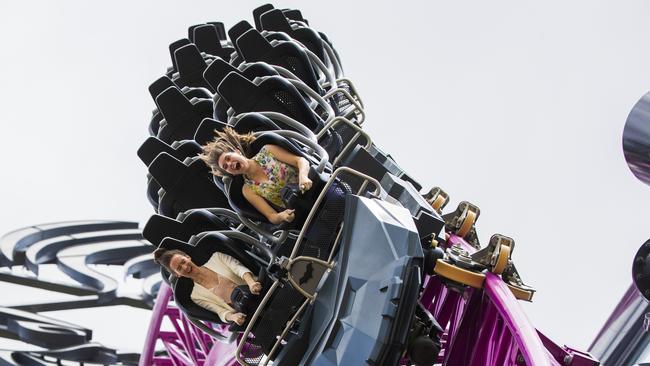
[234,195,443,366]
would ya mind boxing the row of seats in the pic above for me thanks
[138,5,445,363]
[138,6,360,347]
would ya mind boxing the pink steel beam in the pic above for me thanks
[140,283,172,366]
[483,272,556,365]
[140,283,236,366]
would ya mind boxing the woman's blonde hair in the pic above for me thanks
[199,127,256,176]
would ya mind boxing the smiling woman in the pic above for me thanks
[153,247,262,325]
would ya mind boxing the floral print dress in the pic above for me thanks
[244,145,298,208]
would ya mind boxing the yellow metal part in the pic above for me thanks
[434,259,485,289]
[431,195,446,212]
[431,238,439,248]
[492,244,511,275]
[457,209,476,237]
[507,284,534,301]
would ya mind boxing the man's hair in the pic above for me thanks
[153,248,190,274]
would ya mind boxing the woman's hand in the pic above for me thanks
[299,175,313,193]
[249,281,263,295]
[272,209,295,224]
[227,312,247,325]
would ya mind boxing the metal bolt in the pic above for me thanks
[563,354,573,364]
[516,353,525,364]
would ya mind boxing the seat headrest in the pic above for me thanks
[193,24,233,59]
[232,113,280,134]
[207,22,227,41]
[155,86,193,124]
[259,8,292,33]
[203,58,239,91]
[236,29,273,62]
[169,38,191,72]
[252,4,275,31]
[149,76,175,102]
[216,72,257,110]
[174,44,208,78]
[228,20,255,57]
[194,118,228,145]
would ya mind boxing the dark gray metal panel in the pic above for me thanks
[56,241,152,301]
[24,229,143,275]
[273,195,424,366]
[0,221,138,267]
[624,91,650,186]
[590,286,650,365]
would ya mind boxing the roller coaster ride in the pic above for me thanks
[7,3,644,366]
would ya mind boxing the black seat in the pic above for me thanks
[203,58,278,92]
[217,72,322,132]
[138,138,203,210]
[172,44,213,91]
[207,22,227,41]
[252,4,275,31]
[143,211,229,247]
[203,59,279,122]
[155,86,213,144]
[227,21,291,66]
[149,152,230,218]
[235,28,321,93]
[192,24,235,59]
[158,234,263,323]
[259,9,325,63]
[148,76,212,136]
[193,118,229,145]
[137,137,202,167]
[166,38,191,77]
[282,9,306,24]
[231,113,281,134]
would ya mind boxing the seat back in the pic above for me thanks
[167,38,191,76]
[149,153,230,218]
[143,211,229,247]
[193,118,228,146]
[259,9,325,62]
[155,86,213,144]
[173,44,213,91]
[236,28,321,93]
[217,73,321,131]
[193,24,234,59]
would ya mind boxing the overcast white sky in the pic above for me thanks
[1,0,650,356]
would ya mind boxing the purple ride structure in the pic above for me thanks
[0,4,606,366]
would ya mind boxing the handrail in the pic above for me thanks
[218,229,274,264]
[203,207,288,246]
[316,116,371,166]
[271,129,329,173]
[286,78,336,123]
[323,86,365,124]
